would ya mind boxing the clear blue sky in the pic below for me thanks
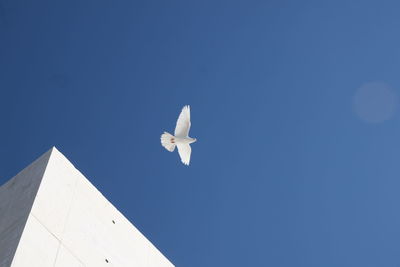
[1,1,400,266]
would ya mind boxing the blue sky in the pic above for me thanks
[1,1,400,266]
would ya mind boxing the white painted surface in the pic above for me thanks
[11,214,59,267]
[54,245,83,267]
[0,147,174,267]
[30,149,79,240]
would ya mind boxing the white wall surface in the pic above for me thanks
[0,147,174,267]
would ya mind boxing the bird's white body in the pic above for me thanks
[161,105,196,165]
[174,136,197,145]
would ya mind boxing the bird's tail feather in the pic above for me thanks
[161,132,176,152]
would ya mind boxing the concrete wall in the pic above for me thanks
[0,149,52,267]
[0,148,174,267]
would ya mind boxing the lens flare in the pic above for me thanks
[354,82,398,123]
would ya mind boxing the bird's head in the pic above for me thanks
[190,138,197,143]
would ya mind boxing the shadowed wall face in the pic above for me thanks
[0,150,51,267]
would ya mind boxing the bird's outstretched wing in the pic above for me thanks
[177,144,191,165]
[175,105,191,137]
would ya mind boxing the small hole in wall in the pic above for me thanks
[105,259,109,263]
[112,220,115,224]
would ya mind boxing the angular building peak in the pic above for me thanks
[0,148,174,267]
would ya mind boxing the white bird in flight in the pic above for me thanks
[161,105,197,165]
